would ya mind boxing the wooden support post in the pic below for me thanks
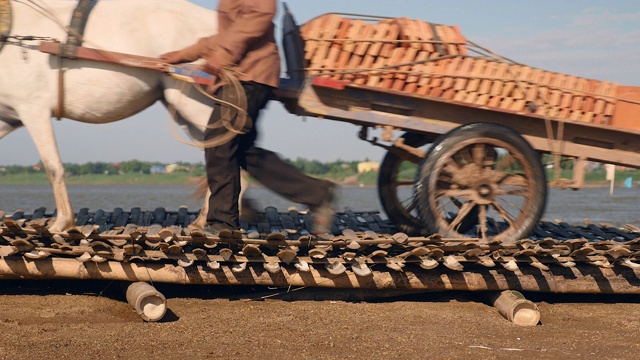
[125,281,167,322]
[489,290,540,326]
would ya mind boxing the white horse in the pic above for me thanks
[0,0,231,231]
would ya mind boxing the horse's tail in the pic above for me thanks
[189,175,209,203]
[190,170,252,218]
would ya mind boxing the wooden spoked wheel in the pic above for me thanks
[415,123,547,243]
[378,133,433,235]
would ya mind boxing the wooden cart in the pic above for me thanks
[274,7,640,242]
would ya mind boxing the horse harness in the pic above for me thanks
[0,0,10,53]
[52,0,98,119]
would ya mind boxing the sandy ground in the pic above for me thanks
[0,280,639,359]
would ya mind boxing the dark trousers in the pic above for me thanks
[205,81,331,229]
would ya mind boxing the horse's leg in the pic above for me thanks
[190,186,209,229]
[18,108,74,231]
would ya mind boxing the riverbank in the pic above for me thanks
[0,170,637,188]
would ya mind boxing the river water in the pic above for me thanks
[0,184,638,227]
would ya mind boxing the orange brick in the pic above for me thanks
[475,93,490,106]
[465,58,486,92]
[453,90,468,102]
[404,82,418,93]
[417,20,435,52]
[454,57,474,90]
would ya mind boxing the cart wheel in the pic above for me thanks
[415,123,547,243]
[378,132,478,235]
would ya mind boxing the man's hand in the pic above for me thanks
[160,51,186,64]
[202,63,221,77]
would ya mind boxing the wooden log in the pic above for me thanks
[2,256,640,294]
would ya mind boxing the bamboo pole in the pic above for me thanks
[1,257,640,294]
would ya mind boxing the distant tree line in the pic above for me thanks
[0,158,369,178]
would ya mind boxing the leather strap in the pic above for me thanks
[55,0,98,119]
[61,0,98,58]
[0,0,12,52]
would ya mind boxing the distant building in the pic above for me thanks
[165,163,190,173]
[357,161,380,173]
[150,165,167,174]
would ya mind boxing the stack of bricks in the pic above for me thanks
[300,14,618,124]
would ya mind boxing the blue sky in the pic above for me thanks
[2,0,639,166]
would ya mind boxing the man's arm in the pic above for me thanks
[161,0,276,76]
[200,0,276,75]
